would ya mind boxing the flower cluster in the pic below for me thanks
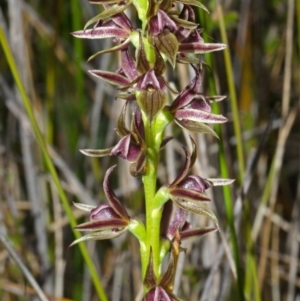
[71,0,231,299]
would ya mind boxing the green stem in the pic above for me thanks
[143,117,161,278]
[139,107,172,279]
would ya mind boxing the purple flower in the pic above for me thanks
[178,29,226,54]
[161,201,218,243]
[71,8,133,61]
[166,137,234,225]
[169,65,227,137]
[148,2,226,67]
[81,102,173,176]
[70,165,130,246]
[80,103,147,177]
[88,48,138,87]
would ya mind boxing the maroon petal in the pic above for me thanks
[181,29,204,44]
[170,187,210,202]
[160,201,174,238]
[179,30,226,53]
[189,135,197,169]
[175,108,228,123]
[138,69,161,90]
[149,15,160,36]
[127,143,143,162]
[111,135,131,159]
[111,12,133,30]
[169,146,191,187]
[181,227,218,240]
[72,27,129,39]
[157,10,178,33]
[179,42,227,54]
[170,66,201,111]
[103,165,130,219]
[166,208,187,241]
[149,10,177,36]
[90,204,121,220]
[75,218,128,231]
[178,175,211,191]
[121,49,138,81]
[154,287,173,301]
[89,70,131,86]
[171,89,195,112]
[176,27,192,43]
[188,95,211,112]
[132,107,145,144]
[144,288,156,301]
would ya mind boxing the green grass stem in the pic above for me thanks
[216,2,245,180]
[0,28,108,301]
[201,26,245,300]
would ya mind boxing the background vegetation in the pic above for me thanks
[0,0,299,300]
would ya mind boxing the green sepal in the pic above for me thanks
[136,89,167,124]
[154,29,178,68]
